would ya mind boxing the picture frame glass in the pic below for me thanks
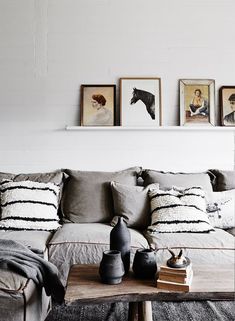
[120,78,161,126]
[180,80,215,126]
[81,85,115,126]
[220,87,235,126]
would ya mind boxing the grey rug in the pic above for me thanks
[46,301,235,321]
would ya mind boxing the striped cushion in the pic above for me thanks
[0,180,61,231]
[148,187,214,233]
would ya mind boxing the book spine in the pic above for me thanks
[159,265,192,275]
[158,274,187,284]
[156,280,190,292]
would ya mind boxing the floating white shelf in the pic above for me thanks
[65,125,235,132]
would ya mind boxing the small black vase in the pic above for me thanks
[133,248,157,279]
[110,216,131,274]
[99,250,124,285]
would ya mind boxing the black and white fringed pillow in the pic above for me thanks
[0,180,61,231]
[148,187,214,233]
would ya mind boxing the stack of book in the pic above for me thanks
[156,263,193,292]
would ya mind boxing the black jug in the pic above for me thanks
[133,248,157,279]
[110,216,131,274]
[99,250,125,285]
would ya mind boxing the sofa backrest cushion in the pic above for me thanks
[0,170,65,200]
[142,170,213,196]
[0,170,65,185]
[148,186,214,234]
[62,167,141,223]
[208,169,235,191]
[0,180,61,231]
[110,181,159,230]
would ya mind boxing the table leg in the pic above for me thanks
[138,301,153,321]
[128,302,139,321]
[128,301,153,321]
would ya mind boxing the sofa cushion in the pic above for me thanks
[110,182,159,230]
[0,170,64,185]
[48,223,148,285]
[0,180,61,231]
[148,187,214,233]
[144,228,235,266]
[62,167,141,223]
[142,170,213,196]
[0,270,28,291]
[0,230,52,257]
[0,270,50,321]
[206,190,235,229]
[209,169,235,191]
[0,170,65,204]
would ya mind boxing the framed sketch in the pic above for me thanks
[120,78,162,126]
[219,86,235,126]
[179,79,215,126]
[80,85,116,126]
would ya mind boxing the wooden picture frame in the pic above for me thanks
[80,85,116,126]
[180,79,215,126]
[219,86,235,126]
[120,78,162,127]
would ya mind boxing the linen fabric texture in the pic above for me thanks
[206,190,235,229]
[144,227,234,265]
[141,170,213,196]
[148,186,214,233]
[0,169,65,185]
[62,167,141,223]
[208,169,235,191]
[0,180,61,231]
[110,181,159,229]
[48,222,149,286]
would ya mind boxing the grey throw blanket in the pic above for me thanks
[0,239,64,303]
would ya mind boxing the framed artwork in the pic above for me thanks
[80,85,116,126]
[219,86,235,126]
[179,79,215,126]
[120,78,162,126]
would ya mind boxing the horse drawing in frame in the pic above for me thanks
[130,87,155,120]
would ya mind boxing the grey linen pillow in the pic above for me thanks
[141,170,213,195]
[208,169,235,191]
[110,182,159,230]
[62,167,141,223]
[0,170,65,185]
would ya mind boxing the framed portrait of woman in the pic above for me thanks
[220,86,235,126]
[179,79,215,126]
[80,85,116,126]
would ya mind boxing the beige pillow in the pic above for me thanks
[62,167,141,223]
[111,182,159,230]
[142,170,213,196]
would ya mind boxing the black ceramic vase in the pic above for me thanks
[110,216,131,274]
[99,250,124,285]
[132,248,157,279]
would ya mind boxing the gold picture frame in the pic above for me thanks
[80,85,116,126]
[180,79,215,126]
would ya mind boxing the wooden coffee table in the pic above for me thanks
[65,264,234,321]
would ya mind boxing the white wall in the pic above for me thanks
[0,0,234,172]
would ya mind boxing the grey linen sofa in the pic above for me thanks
[0,167,234,321]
